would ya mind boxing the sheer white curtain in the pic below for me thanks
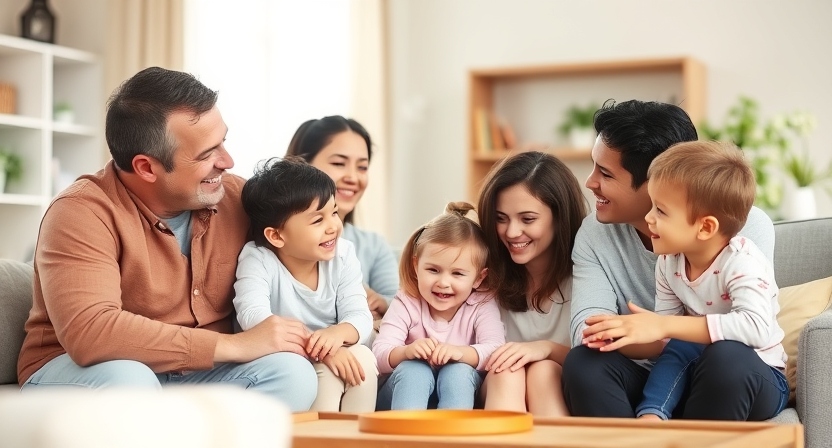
[183,0,388,237]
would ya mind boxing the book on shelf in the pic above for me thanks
[474,108,519,154]
[489,111,505,151]
[474,108,492,154]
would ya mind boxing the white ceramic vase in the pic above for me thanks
[784,186,817,221]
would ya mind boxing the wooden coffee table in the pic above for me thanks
[293,412,803,448]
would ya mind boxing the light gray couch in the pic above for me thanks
[1,218,831,446]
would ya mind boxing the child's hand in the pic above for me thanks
[429,343,464,366]
[485,341,548,373]
[307,327,346,361]
[322,349,365,387]
[404,337,438,361]
[582,302,664,351]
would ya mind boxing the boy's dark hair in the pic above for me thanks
[477,151,588,312]
[241,156,336,247]
[594,99,698,189]
[105,66,218,173]
[285,115,372,224]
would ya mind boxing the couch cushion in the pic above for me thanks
[776,275,832,403]
[0,259,33,386]
[774,218,832,287]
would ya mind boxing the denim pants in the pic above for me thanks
[376,360,484,410]
[637,339,705,419]
[21,352,319,412]
[636,339,790,420]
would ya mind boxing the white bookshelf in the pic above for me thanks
[0,34,102,261]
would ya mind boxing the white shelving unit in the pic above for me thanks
[0,34,102,261]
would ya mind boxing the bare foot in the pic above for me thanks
[638,414,662,421]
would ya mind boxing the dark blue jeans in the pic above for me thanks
[637,339,705,419]
[563,340,790,420]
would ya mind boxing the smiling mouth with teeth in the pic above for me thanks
[320,239,336,248]
[202,175,222,184]
[433,292,453,299]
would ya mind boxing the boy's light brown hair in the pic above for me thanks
[399,201,489,298]
[647,140,755,238]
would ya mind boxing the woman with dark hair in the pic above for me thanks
[286,116,398,321]
[477,151,587,416]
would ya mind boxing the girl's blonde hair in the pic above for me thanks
[399,201,489,298]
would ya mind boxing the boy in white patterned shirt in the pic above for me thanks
[582,140,788,421]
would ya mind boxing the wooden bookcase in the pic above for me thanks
[0,34,103,260]
[467,57,706,200]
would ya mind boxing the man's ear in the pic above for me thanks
[697,216,720,241]
[473,267,488,290]
[264,227,284,248]
[131,155,158,183]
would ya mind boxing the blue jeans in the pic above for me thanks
[637,340,790,420]
[376,360,484,410]
[637,339,705,420]
[21,352,318,412]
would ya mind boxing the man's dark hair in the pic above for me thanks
[241,156,336,247]
[105,67,218,172]
[594,99,698,189]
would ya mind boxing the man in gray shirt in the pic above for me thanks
[562,100,781,420]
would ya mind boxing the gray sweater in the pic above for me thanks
[569,206,775,349]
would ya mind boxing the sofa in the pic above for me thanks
[1,217,831,446]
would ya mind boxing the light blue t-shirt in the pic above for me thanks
[342,223,399,302]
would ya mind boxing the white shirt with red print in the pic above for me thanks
[655,236,786,369]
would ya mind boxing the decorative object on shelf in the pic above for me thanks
[778,113,831,221]
[0,83,15,114]
[557,102,600,149]
[0,148,23,194]
[20,0,56,44]
[53,101,74,123]
[701,96,828,220]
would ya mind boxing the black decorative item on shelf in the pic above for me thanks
[20,0,56,44]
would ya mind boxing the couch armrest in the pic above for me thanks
[797,307,832,448]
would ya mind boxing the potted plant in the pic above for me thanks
[557,102,599,149]
[773,112,831,220]
[700,97,785,217]
[0,148,23,194]
[53,101,74,123]
[701,97,827,220]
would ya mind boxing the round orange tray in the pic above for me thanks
[358,410,533,436]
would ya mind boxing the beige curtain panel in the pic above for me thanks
[105,0,184,98]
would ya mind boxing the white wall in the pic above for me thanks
[387,0,832,247]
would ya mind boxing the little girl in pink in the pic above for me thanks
[372,202,505,410]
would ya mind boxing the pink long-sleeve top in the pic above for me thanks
[372,290,505,374]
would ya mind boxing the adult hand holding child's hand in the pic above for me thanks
[218,315,311,363]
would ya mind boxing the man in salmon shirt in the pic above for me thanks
[17,67,317,411]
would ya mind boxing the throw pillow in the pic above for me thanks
[776,276,832,404]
